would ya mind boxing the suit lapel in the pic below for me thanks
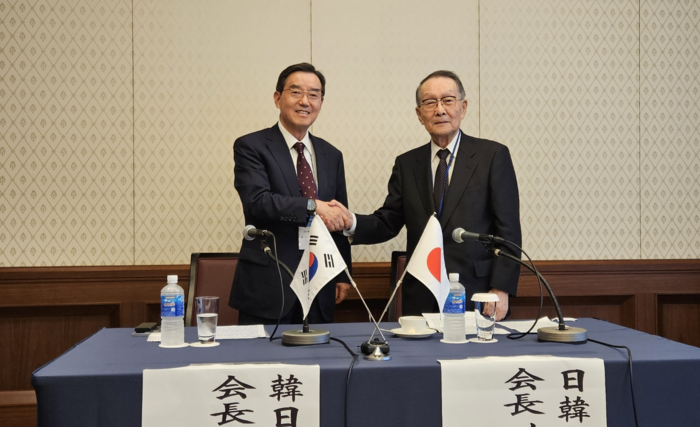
[412,143,435,217]
[439,131,477,228]
[265,125,300,197]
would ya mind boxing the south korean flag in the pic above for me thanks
[290,216,347,320]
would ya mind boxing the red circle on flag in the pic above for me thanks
[309,252,318,281]
[427,248,442,282]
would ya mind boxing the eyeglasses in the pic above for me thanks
[282,89,322,101]
[420,96,461,111]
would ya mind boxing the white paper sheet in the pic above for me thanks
[498,317,563,333]
[147,325,268,343]
[421,314,564,335]
[422,312,510,335]
[215,325,269,339]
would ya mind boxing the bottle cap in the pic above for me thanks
[448,273,459,282]
[167,275,178,283]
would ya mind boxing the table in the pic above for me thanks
[32,319,700,426]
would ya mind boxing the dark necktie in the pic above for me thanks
[433,149,450,214]
[293,142,318,199]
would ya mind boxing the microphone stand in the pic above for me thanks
[262,240,294,278]
[485,243,587,343]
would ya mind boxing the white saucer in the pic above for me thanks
[158,343,189,348]
[470,337,497,343]
[390,327,436,338]
[440,338,469,344]
[190,341,220,348]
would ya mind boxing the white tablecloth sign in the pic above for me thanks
[440,355,606,427]
[143,363,320,427]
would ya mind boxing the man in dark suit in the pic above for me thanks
[230,63,352,325]
[333,70,521,320]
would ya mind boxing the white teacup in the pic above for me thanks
[398,316,427,334]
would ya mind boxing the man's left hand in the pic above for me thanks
[335,282,351,304]
[482,288,509,321]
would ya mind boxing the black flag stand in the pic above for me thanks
[281,318,330,346]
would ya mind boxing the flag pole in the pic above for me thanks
[366,267,409,342]
[345,268,388,343]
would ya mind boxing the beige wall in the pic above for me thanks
[1,0,699,266]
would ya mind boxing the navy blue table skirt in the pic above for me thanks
[32,319,700,427]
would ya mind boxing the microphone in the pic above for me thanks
[452,227,505,244]
[243,225,272,241]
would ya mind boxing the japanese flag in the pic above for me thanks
[405,215,450,313]
[290,216,347,319]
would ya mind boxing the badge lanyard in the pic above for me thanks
[432,132,460,218]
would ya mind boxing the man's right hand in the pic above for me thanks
[327,200,353,231]
[316,200,349,231]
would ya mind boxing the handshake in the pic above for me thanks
[316,200,353,232]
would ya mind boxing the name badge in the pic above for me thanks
[299,226,310,250]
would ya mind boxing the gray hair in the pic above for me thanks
[415,70,466,106]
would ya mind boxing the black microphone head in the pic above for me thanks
[452,227,466,243]
[243,224,256,241]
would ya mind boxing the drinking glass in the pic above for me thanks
[195,296,219,344]
[471,293,499,343]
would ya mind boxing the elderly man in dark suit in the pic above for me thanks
[230,63,352,325]
[333,70,521,320]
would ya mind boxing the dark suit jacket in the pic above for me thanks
[230,124,351,321]
[354,131,521,315]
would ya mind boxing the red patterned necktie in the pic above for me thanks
[293,142,318,199]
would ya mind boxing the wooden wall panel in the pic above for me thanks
[0,265,189,427]
[1,259,700,427]
[509,295,636,328]
[0,391,35,427]
[0,306,118,391]
[658,295,700,348]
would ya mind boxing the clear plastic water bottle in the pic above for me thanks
[160,275,184,347]
[442,273,466,343]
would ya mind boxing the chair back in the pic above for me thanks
[186,253,239,327]
[388,251,407,322]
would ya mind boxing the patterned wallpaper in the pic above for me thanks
[0,0,133,266]
[311,0,480,262]
[640,0,700,258]
[481,0,642,259]
[132,0,310,265]
[1,0,699,266]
